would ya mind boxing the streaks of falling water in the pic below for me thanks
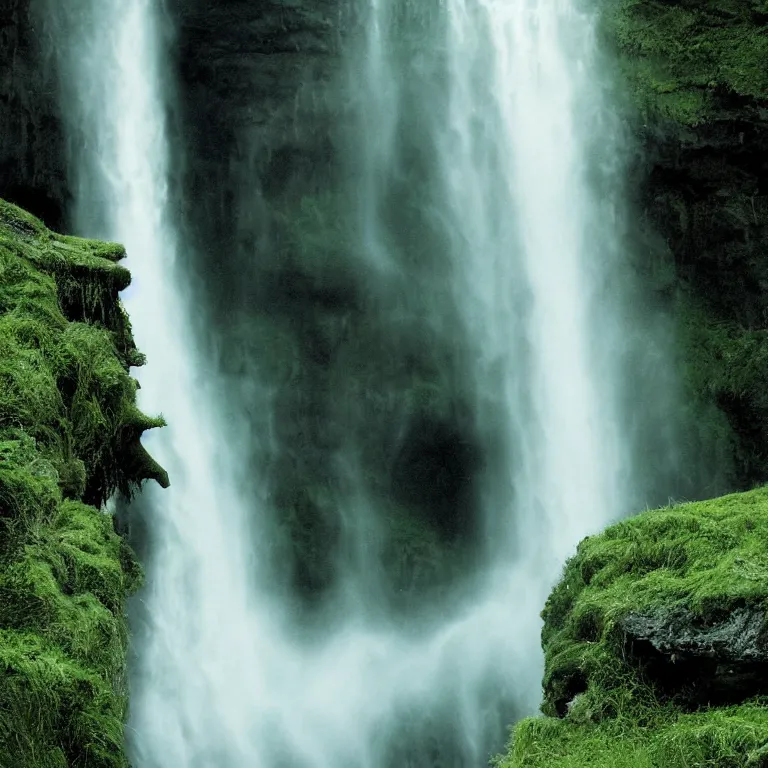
[46,0,277,764]
[48,0,672,764]
[436,0,631,569]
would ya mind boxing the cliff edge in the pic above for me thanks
[0,199,166,767]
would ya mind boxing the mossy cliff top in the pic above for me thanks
[0,199,167,766]
[498,487,768,767]
[607,0,768,127]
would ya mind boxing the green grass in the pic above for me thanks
[498,703,768,768]
[0,630,130,768]
[497,486,768,767]
[0,198,163,766]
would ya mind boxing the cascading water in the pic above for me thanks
[46,0,678,765]
[438,0,631,567]
[44,1,277,764]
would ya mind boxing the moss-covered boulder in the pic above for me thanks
[0,199,165,766]
[498,487,768,767]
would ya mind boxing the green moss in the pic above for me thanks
[0,630,128,768]
[0,199,161,765]
[606,0,768,125]
[499,486,768,767]
[0,199,168,506]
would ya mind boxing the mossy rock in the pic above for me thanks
[0,199,162,765]
[0,198,168,505]
[497,486,768,767]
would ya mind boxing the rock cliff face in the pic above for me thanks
[0,199,165,767]
[609,0,768,488]
[166,0,482,602]
[0,0,68,230]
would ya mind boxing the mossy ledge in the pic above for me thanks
[0,198,167,766]
[497,487,768,767]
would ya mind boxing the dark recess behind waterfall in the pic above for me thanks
[0,0,493,604]
[163,0,489,601]
[2,0,766,593]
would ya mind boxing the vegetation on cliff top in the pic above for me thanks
[497,486,768,767]
[607,0,768,125]
[0,199,164,766]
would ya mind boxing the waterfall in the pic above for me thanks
[44,0,274,764]
[47,0,674,765]
[437,0,631,568]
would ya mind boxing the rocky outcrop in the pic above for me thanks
[0,199,165,766]
[498,487,768,767]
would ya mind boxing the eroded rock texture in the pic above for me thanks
[623,606,768,706]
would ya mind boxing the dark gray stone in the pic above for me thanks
[622,606,768,707]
